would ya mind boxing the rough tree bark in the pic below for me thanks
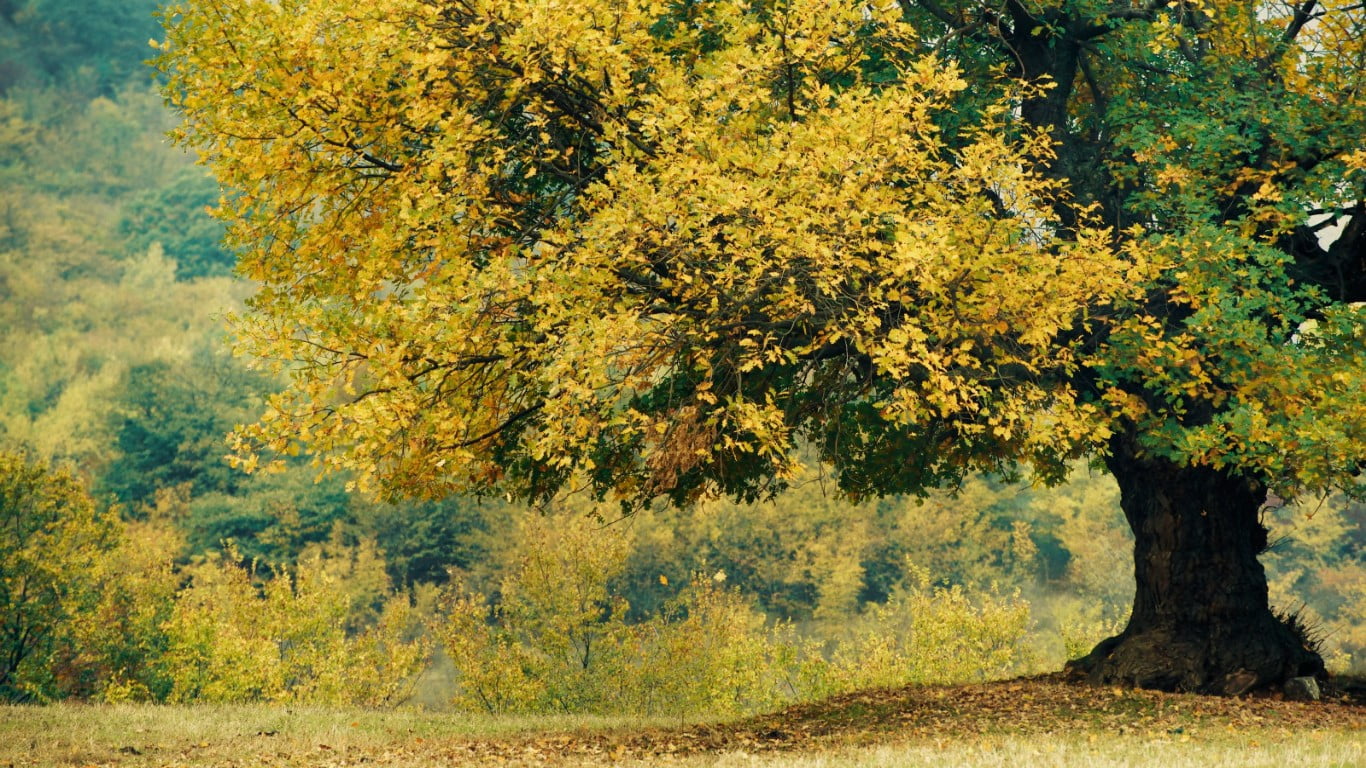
[1067,431,1326,694]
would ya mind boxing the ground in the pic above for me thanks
[4,674,1362,767]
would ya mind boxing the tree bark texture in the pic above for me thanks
[1067,433,1325,694]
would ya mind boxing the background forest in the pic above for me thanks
[0,0,1362,712]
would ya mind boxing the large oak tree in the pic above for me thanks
[159,0,1365,693]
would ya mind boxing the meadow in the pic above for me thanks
[5,675,1362,767]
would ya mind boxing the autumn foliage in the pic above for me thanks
[159,0,1135,504]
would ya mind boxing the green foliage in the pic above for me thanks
[362,496,498,589]
[0,0,162,95]
[0,86,179,196]
[0,86,243,474]
[119,166,232,279]
[0,448,117,701]
[101,348,268,508]
[182,470,338,555]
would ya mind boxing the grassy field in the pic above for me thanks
[4,675,1362,767]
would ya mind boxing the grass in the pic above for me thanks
[3,675,1362,767]
[0,703,695,766]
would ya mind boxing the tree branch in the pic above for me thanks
[909,0,961,26]
[1282,0,1319,44]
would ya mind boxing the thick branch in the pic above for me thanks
[1282,0,1319,44]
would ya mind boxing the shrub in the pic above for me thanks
[162,542,427,706]
[625,573,796,717]
[807,562,1035,697]
[0,449,117,701]
[435,510,1040,718]
[433,510,795,716]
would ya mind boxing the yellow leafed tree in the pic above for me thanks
[160,0,1366,694]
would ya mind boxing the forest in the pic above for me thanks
[1,0,1364,724]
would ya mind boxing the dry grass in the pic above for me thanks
[669,734,1365,768]
[3,675,1362,767]
[0,703,691,766]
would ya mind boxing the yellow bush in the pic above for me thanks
[627,574,793,717]
[163,542,428,705]
[810,562,1035,696]
[434,510,796,716]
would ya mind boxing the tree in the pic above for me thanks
[119,167,234,280]
[0,448,116,701]
[158,0,1365,693]
[101,351,266,508]
[0,0,162,94]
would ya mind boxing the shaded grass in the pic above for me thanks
[3,675,1362,767]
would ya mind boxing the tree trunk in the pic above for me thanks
[1066,433,1325,694]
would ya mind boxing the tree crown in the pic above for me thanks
[158,0,1365,507]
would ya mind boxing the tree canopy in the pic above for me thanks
[159,0,1362,506]
[0,449,115,701]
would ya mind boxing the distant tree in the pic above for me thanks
[184,470,353,565]
[0,0,161,93]
[101,349,265,508]
[161,0,1365,693]
[120,167,233,280]
[0,448,115,701]
[363,496,495,588]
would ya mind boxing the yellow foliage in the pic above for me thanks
[0,449,117,701]
[434,504,1047,715]
[812,562,1035,695]
[160,0,1132,506]
[433,507,796,716]
[163,543,428,706]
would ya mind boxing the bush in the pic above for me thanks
[433,510,794,716]
[59,508,183,702]
[806,562,1036,697]
[0,448,117,701]
[162,543,427,706]
[435,510,1041,718]
[625,574,798,717]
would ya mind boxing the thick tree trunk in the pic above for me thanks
[1066,433,1325,694]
